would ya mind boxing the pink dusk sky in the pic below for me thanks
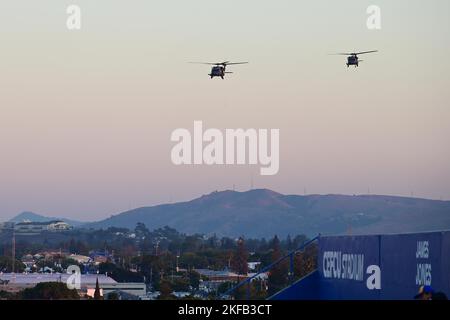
[0,0,449,221]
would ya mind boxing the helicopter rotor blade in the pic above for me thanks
[330,50,378,56]
[225,62,249,65]
[188,62,222,65]
[188,61,248,66]
[354,50,378,55]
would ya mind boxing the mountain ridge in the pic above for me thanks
[9,211,85,227]
[82,189,450,238]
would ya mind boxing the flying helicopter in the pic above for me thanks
[189,61,248,79]
[332,50,378,67]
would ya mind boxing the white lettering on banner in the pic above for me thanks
[342,253,364,280]
[416,264,432,286]
[416,241,429,258]
[322,251,364,281]
[415,240,432,286]
[323,251,342,279]
[323,251,381,290]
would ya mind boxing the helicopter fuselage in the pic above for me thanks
[347,55,359,67]
[209,66,225,79]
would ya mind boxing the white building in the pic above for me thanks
[95,282,147,298]
[68,254,91,264]
[0,273,117,294]
[14,220,71,235]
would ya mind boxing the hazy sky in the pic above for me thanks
[0,0,449,221]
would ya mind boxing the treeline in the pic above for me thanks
[1,224,309,261]
[0,224,317,299]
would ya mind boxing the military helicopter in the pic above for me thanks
[189,61,248,79]
[332,50,378,67]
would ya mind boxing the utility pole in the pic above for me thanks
[155,240,160,256]
[12,230,16,283]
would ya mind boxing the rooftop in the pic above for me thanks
[15,220,67,226]
[0,273,117,285]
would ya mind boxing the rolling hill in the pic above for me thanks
[83,189,450,238]
[9,211,85,227]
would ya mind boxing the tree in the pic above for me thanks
[294,243,318,280]
[158,280,174,300]
[94,278,102,300]
[98,262,143,282]
[231,237,248,276]
[293,235,308,249]
[188,270,200,290]
[60,258,80,270]
[217,281,233,295]
[171,277,190,292]
[0,256,25,273]
[20,282,79,300]
[0,290,16,300]
[267,235,288,296]
[179,252,208,269]
[106,292,119,300]
[135,222,149,239]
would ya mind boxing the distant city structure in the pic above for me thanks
[0,219,72,235]
[9,220,72,235]
[0,273,146,299]
[0,222,14,232]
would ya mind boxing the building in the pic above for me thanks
[21,254,36,271]
[89,251,114,265]
[0,272,147,300]
[0,273,116,294]
[14,220,71,235]
[194,269,247,282]
[93,282,147,298]
[68,254,91,264]
[0,222,14,232]
[247,262,261,271]
[103,290,141,300]
[47,221,71,231]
